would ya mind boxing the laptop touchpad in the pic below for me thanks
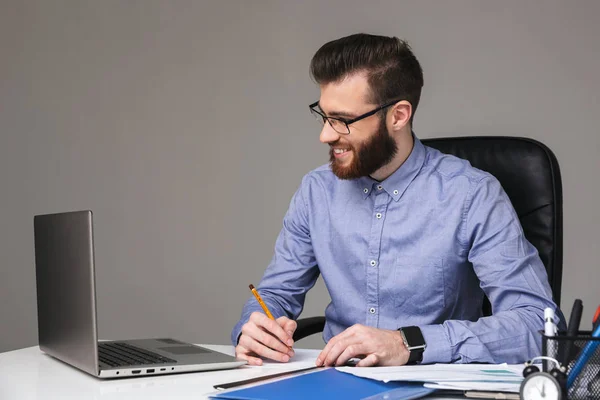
[159,346,210,355]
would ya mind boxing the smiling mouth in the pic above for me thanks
[332,148,351,158]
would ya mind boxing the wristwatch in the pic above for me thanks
[398,326,426,364]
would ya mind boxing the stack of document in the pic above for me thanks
[210,348,524,399]
[336,363,524,393]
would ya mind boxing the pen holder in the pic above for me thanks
[542,331,600,400]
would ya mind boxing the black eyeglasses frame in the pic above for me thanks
[309,98,404,135]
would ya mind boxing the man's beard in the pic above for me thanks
[329,120,398,180]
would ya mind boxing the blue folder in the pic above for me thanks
[210,368,435,400]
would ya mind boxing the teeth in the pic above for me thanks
[334,148,348,154]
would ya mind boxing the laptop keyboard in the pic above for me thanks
[98,342,177,368]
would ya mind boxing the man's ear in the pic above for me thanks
[389,100,412,132]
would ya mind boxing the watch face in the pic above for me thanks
[520,372,562,400]
[401,326,426,349]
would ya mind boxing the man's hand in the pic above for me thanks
[316,324,410,367]
[235,312,297,366]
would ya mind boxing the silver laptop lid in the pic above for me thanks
[34,210,100,376]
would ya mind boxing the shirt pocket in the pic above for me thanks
[393,256,445,310]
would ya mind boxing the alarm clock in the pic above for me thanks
[519,356,567,400]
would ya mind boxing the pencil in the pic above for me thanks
[249,284,292,350]
[249,284,275,319]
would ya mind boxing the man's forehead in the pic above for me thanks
[318,73,373,113]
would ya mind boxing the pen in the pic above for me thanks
[585,307,600,395]
[249,284,292,350]
[567,317,600,388]
[564,299,583,365]
[544,307,558,372]
[593,305,600,331]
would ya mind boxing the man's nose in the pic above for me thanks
[319,122,341,144]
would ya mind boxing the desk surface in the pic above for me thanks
[0,344,290,400]
[0,344,460,400]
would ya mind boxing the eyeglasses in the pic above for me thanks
[309,98,403,135]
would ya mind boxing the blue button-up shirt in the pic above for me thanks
[232,136,564,364]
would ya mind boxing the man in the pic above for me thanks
[231,33,564,367]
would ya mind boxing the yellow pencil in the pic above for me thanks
[249,284,292,350]
[249,284,275,319]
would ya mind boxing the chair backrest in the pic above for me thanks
[423,136,563,310]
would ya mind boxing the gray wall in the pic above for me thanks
[1,0,599,353]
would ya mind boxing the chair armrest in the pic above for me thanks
[293,316,326,341]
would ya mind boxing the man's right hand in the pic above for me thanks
[235,312,297,365]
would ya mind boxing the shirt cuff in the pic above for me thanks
[231,320,246,346]
[419,324,453,364]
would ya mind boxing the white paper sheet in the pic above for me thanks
[336,363,524,390]
[245,348,321,369]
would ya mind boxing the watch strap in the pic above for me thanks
[407,345,424,363]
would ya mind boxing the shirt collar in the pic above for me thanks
[357,133,426,201]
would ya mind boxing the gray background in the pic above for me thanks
[1,0,599,353]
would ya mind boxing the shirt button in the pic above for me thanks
[363,188,369,194]
[393,190,399,195]
[376,213,382,219]
[370,260,377,267]
[377,185,383,190]
[369,307,376,314]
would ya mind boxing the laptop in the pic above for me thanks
[33,210,246,379]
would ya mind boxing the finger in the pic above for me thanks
[236,352,264,366]
[241,325,292,358]
[317,327,357,366]
[335,343,366,366]
[243,320,292,354]
[235,345,264,366]
[356,353,379,367]
[239,333,291,363]
[323,338,355,367]
[251,312,294,347]
[275,317,296,351]
[317,336,337,366]
[277,317,298,338]
[317,336,342,366]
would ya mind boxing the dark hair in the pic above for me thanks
[310,33,424,125]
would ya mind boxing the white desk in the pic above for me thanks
[0,345,461,399]
[0,344,311,400]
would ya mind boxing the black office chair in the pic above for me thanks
[293,136,563,341]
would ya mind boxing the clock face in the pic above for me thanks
[520,372,562,400]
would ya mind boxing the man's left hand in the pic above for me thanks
[316,324,410,367]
